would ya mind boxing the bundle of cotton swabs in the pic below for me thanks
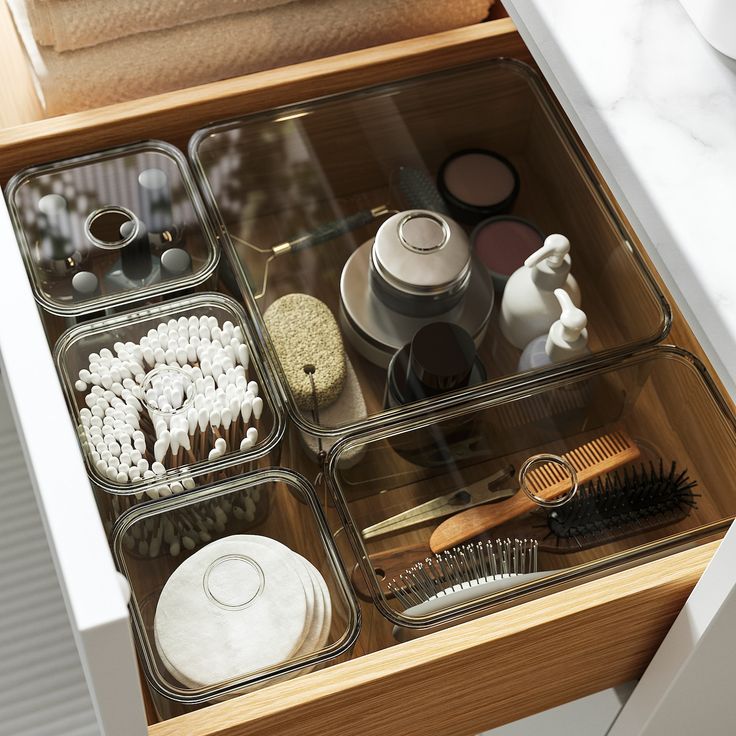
[74,315,265,514]
[123,486,263,558]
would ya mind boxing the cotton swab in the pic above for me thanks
[73,314,267,553]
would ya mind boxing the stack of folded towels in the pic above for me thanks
[7,0,492,114]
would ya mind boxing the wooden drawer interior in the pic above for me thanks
[0,13,731,736]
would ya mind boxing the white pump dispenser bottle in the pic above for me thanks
[499,234,581,349]
[518,289,589,372]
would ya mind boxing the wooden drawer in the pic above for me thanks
[0,15,728,736]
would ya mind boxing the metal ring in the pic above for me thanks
[519,453,578,509]
[397,212,450,253]
[84,205,140,250]
[140,365,195,417]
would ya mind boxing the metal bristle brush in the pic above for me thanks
[388,538,539,610]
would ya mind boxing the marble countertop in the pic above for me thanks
[504,0,736,398]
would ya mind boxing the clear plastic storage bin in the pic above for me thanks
[113,469,360,716]
[189,60,670,436]
[54,293,285,530]
[6,140,219,316]
[326,347,736,628]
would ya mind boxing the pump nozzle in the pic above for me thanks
[524,234,570,269]
[554,288,586,340]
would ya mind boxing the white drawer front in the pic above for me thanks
[0,194,147,736]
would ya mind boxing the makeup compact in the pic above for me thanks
[437,148,520,225]
[339,209,494,368]
[471,216,545,293]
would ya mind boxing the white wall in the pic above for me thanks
[480,682,636,736]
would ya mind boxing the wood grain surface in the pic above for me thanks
[148,541,718,736]
[0,19,529,182]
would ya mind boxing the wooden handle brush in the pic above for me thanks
[428,431,640,553]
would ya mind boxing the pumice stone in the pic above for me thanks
[264,294,346,410]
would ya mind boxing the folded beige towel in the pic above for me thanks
[9,0,491,115]
[27,0,296,51]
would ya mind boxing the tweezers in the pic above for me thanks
[361,465,516,540]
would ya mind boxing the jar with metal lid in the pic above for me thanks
[370,210,472,317]
[340,209,494,368]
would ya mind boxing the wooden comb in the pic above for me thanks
[428,431,640,553]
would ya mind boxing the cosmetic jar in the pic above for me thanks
[382,322,487,465]
[384,322,486,409]
[6,140,219,317]
[113,468,359,716]
[471,216,545,293]
[370,210,471,317]
[54,292,285,530]
[340,210,495,368]
[437,148,520,225]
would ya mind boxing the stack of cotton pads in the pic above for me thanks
[154,535,332,688]
[73,314,266,503]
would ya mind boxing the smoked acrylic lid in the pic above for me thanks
[6,140,220,317]
[53,292,286,501]
[112,468,361,704]
[326,346,736,630]
[188,59,672,438]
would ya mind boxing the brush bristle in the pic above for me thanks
[542,460,698,550]
[397,166,448,214]
[388,538,539,607]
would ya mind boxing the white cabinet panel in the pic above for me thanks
[480,682,635,736]
[0,195,147,736]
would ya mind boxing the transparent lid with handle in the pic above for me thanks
[326,347,736,629]
[6,140,220,316]
[189,60,670,437]
[113,468,360,710]
[53,293,286,531]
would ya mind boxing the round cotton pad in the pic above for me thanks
[295,554,332,656]
[264,294,346,411]
[245,536,317,652]
[154,536,310,688]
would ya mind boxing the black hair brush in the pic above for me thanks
[539,460,699,552]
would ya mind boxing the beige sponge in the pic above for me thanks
[264,294,346,410]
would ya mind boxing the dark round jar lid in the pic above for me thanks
[437,148,520,225]
[408,322,477,394]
